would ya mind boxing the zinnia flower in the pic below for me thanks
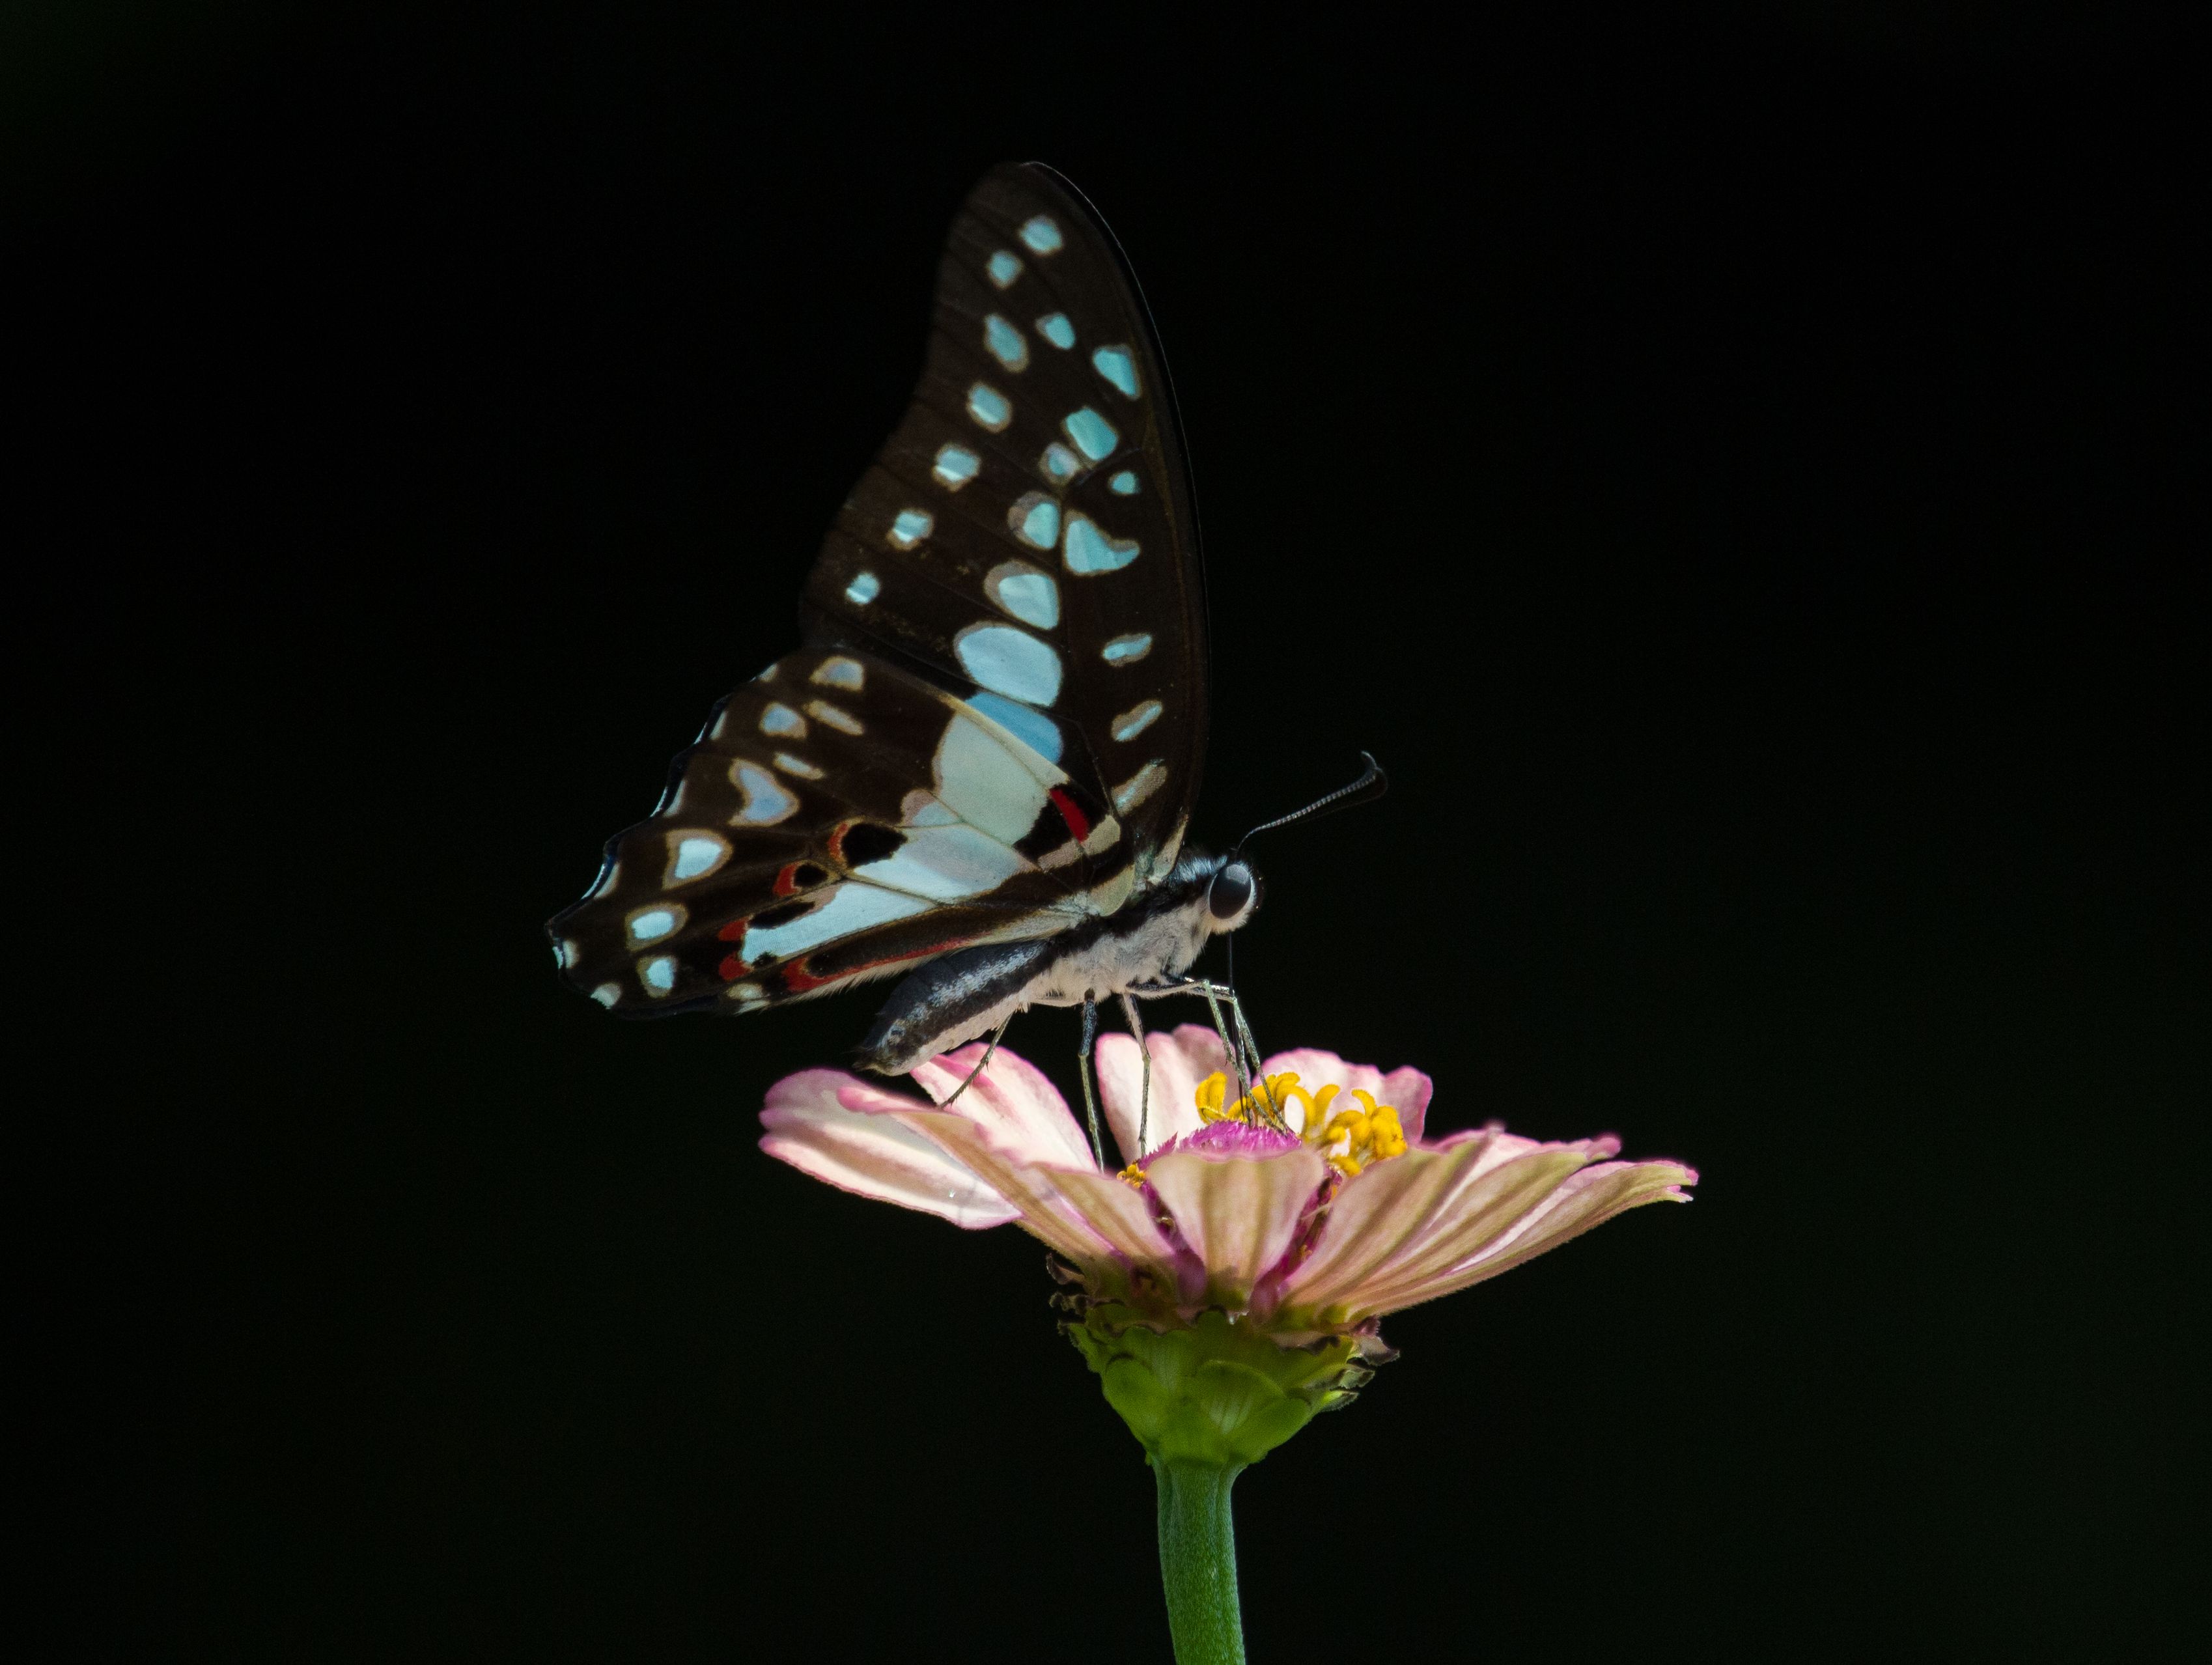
[761,1022,1694,1349]
[761,1023,1695,1663]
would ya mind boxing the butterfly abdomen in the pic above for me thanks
[854,938,1057,1074]
[855,851,1230,1073]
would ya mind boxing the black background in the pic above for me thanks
[20,5,2204,1660]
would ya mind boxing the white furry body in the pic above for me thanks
[1027,893,1213,1008]
[860,885,1225,1073]
[931,893,1210,1056]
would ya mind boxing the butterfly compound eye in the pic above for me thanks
[1207,861,1255,923]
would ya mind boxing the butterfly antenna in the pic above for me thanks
[1233,752,1388,853]
[1223,753,1386,1110]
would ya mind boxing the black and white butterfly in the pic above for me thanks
[548,162,1373,1082]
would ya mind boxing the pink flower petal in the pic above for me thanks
[759,1069,1019,1230]
[1257,1046,1435,1143]
[1375,1068,1435,1145]
[1281,1136,1594,1315]
[1144,1143,1328,1308]
[893,1107,1119,1268]
[1050,1168,1182,1282]
[1305,1144,1617,1316]
[1282,1133,1695,1324]
[908,1043,1095,1170]
[1096,1023,1227,1164]
[1354,1159,1697,1315]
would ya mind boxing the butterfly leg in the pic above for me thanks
[1076,991,1106,1169]
[940,1015,1013,1108]
[1127,977,1276,1129]
[1229,996,1267,1100]
[1117,991,1151,1159]
[1126,977,1246,1108]
[1196,981,1252,1116]
[1209,983,1286,1129]
[1168,978,1265,1084]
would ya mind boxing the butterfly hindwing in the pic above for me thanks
[552,164,1207,1019]
[553,649,1125,1013]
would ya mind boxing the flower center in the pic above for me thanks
[1194,1070,1409,1177]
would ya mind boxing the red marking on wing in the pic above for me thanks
[783,936,975,998]
[1048,787,1091,844]
[781,960,833,994]
[826,820,856,867]
[716,919,748,942]
[718,952,749,982]
[773,862,805,897]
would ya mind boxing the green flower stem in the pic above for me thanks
[1067,1304,1380,1664]
[1155,1457,1245,1665]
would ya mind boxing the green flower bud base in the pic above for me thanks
[1067,1302,1367,1466]
[1067,1304,1372,1664]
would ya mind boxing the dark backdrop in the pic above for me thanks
[22,7,2203,1660]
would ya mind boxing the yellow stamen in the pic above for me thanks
[1195,1071,1230,1122]
[1266,1072,1312,1118]
[1118,1161,1147,1187]
[1193,1069,1306,1130]
[1188,1069,1410,1172]
[1300,1084,1410,1175]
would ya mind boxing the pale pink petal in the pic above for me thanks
[1271,1141,1491,1312]
[1417,1122,1577,1174]
[1296,1142,1619,1317]
[1257,1046,1435,1143]
[893,1107,1118,1268]
[1280,1136,1595,1314]
[908,1044,1095,1171]
[1377,1067,1435,1144]
[1352,1159,1697,1317]
[1050,1168,1182,1283]
[759,1069,1019,1229]
[833,1072,949,1119]
[1097,1024,1229,1164]
[1144,1143,1328,1307]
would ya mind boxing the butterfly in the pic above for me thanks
[548,162,1375,1082]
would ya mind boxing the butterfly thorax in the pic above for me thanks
[856,849,1254,1074]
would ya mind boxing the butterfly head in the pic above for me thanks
[1204,855,1260,934]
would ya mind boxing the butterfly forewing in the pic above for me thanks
[801,164,1207,878]
[552,163,1207,1018]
